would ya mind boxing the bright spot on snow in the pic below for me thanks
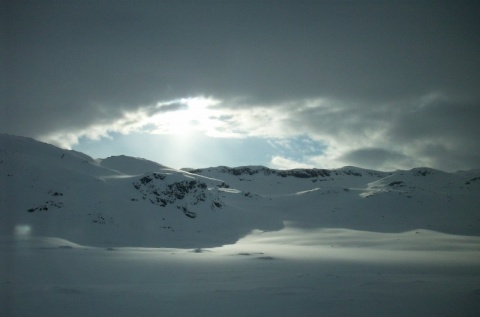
[14,224,32,236]
[228,225,480,265]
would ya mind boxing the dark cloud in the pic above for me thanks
[339,148,413,170]
[258,93,480,171]
[2,1,480,170]
[386,97,480,170]
[389,98,480,143]
[144,102,187,116]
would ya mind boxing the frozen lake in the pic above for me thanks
[2,227,480,317]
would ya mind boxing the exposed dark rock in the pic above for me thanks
[388,181,405,187]
[27,200,64,212]
[191,166,332,179]
[87,212,113,225]
[182,208,197,218]
[340,170,362,176]
[412,168,436,176]
[465,177,480,185]
[277,169,331,178]
[48,190,63,196]
[190,166,394,180]
[138,173,167,186]
[132,172,225,218]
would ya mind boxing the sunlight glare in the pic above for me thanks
[151,97,220,136]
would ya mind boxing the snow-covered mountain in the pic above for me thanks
[2,134,480,317]
[1,134,479,248]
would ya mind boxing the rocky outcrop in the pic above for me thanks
[132,172,224,218]
[190,166,390,179]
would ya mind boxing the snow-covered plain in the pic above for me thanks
[1,134,480,316]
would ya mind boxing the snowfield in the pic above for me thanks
[1,134,480,316]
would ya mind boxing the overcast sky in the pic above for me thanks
[2,0,480,171]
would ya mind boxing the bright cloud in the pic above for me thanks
[148,97,223,136]
[41,97,220,148]
[270,156,314,170]
[44,91,479,172]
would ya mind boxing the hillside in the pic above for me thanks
[2,134,480,317]
[1,134,479,248]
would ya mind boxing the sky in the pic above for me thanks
[2,0,480,171]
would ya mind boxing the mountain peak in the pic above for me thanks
[98,155,168,175]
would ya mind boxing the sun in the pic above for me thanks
[150,97,220,136]
[178,97,219,134]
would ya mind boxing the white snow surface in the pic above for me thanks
[1,134,480,316]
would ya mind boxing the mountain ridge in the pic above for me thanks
[1,134,479,248]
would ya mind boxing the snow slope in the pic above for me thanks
[1,134,480,317]
[1,134,479,247]
[189,165,480,235]
[0,134,281,247]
